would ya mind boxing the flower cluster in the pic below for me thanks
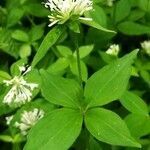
[141,40,150,56]
[106,44,120,56]
[3,66,38,106]
[15,108,44,135]
[44,0,93,27]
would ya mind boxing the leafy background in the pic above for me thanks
[0,0,150,150]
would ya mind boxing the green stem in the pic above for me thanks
[75,40,83,88]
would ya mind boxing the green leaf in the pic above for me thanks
[26,99,56,114]
[129,0,139,7]
[0,29,20,58]
[29,24,45,42]
[40,70,82,108]
[56,45,72,57]
[138,0,150,12]
[68,21,80,33]
[128,9,145,21]
[25,68,41,85]
[0,71,11,83]
[24,108,83,150]
[11,30,29,42]
[74,45,94,59]
[0,135,13,142]
[85,108,141,147]
[140,70,150,85]
[84,50,138,107]
[47,58,69,75]
[99,51,117,64]
[19,44,31,58]
[114,0,131,23]
[10,58,28,76]
[24,3,49,17]
[7,8,24,27]
[0,104,13,116]
[120,91,149,116]
[70,60,88,82]
[80,20,116,34]
[86,28,115,50]
[118,21,150,35]
[125,114,150,138]
[32,26,66,67]
[88,5,107,27]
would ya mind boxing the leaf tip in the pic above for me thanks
[129,137,142,148]
[134,142,142,148]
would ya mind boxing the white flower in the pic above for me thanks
[6,115,14,125]
[106,0,115,7]
[44,0,93,27]
[3,66,38,106]
[106,44,120,56]
[15,108,44,135]
[141,40,150,56]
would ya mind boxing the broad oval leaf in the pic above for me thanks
[114,0,131,23]
[125,114,150,138]
[47,58,69,75]
[40,70,82,108]
[120,91,148,116]
[75,45,94,59]
[85,108,141,148]
[88,5,107,27]
[31,26,66,67]
[11,30,29,42]
[24,108,83,150]
[84,50,138,107]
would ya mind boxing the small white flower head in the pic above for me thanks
[106,0,115,7]
[15,108,44,135]
[141,40,150,56]
[43,0,93,27]
[3,66,38,106]
[6,115,14,125]
[106,44,120,56]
